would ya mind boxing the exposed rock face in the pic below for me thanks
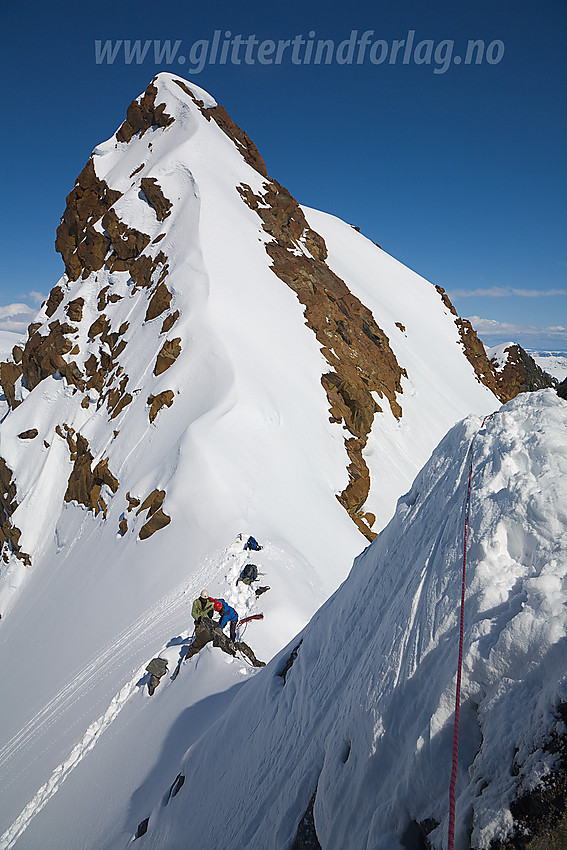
[55,158,122,281]
[135,818,150,838]
[161,310,179,334]
[44,285,64,317]
[17,429,38,440]
[24,85,176,431]
[145,282,172,321]
[140,177,172,221]
[435,286,502,399]
[103,209,151,268]
[490,707,567,850]
[130,250,169,291]
[61,426,119,517]
[167,773,185,801]
[126,492,141,512]
[131,489,172,540]
[238,179,406,539]
[557,378,567,401]
[0,458,31,565]
[115,81,174,144]
[139,509,171,540]
[154,338,181,376]
[0,361,22,409]
[279,641,302,684]
[66,297,84,322]
[147,390,174,423]
[489,344,555,402]
[293,792,322,850]
[434,288,553,404]
[21,320,77,392]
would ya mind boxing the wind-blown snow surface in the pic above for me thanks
[136,390,567,850]
[0,73,500,848]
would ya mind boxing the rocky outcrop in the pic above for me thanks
[238,180,406,539]
[139,509,171,540]
[161,310,179,334]
[44,286,65,318]
[279,641,302,684]
[293,792,322,850]
[126,492,141,512]
[557,378,567,401]
[147,390,174,423]
[135,818,150,838]
[115,81,174,144]
[490,705,567,850]
[102,209,151,270]
[145,657,168,695]
[66,297,84,322]
[435,286,502,399]
[145,282,172,322]
[140,178,172,222]
[154,338,181,376]
[0,458,31,566]
[125,489,172,540]
[17,429,38,440]
[434,288,553,404]
[167,773,185,801]
[20,320,78,392]
[136,488,165,517]
[0,361,22,409]
[60,426,119,517]
[55,158,122,281]
[489,344,555,402]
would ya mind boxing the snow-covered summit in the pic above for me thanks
[0,74,555,849]
[0,71,502,619]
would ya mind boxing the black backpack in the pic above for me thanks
[237,563,258,585]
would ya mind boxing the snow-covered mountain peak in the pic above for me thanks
[0,74,561,850]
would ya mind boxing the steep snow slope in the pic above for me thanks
[139,390,567,850]
[0,73,503,848]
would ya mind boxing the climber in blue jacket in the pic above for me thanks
[213,598,238,642]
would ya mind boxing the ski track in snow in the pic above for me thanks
[0,541,253,850]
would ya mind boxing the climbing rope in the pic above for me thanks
[448,414,493,850]
[447,445,474,850]
[236,612,264,640]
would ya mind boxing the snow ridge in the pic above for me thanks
[140,390,567,850]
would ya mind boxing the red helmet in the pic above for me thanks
[214,599,223,612]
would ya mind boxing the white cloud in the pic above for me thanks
[467,316,567,351]
[468,316,566,335]
[0,303,34,320]
[0,303,37,334]
[451,287,567,298]
[28,291,46,305]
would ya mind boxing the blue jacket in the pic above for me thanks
[217,599,238,628]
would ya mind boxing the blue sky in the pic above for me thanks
[1,0,566,350]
